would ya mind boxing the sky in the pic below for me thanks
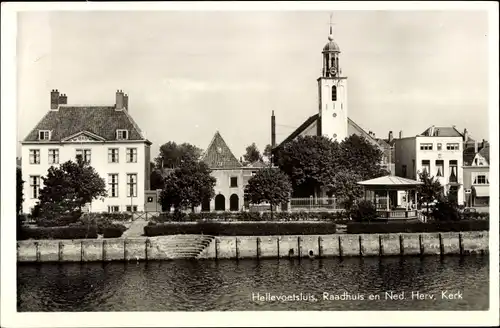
[16,10,490,159]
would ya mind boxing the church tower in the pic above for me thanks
[317,18,348,142]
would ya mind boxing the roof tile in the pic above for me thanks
[201,131,242,169]
[23,106,145,142]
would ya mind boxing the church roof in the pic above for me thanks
[276,114,319,148]
[274,114,385,151]
[22,106,148,143]
[201,131,242,169]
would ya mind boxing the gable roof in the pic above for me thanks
[478,145,490,164]
[23,106,148,142]
[201,131,242,169]
[463,146,477,166]
[420,126,463,137]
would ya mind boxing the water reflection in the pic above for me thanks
[17,256,488,311]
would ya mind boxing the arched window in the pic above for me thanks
[215,194,225,211]
[229,194,239,211]
[332,85,337,101]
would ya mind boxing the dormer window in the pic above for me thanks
[116,129,129,140]
[39,130,51,141]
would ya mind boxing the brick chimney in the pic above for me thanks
[58,93,67,105]
[463,128,468,142]
[399,130,402,139]
[271,110,276,148]
[474,140,478,154]
[50,89,60,110]
[123,94,129,110]
[388,131,393,142]
[115,90,124,110]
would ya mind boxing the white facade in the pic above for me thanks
[318,77,348,142]
[395,135,464,204]
[21,139,151,214]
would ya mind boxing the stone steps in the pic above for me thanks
[152,235,215,259]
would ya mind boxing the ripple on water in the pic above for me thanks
[17,256,489,311]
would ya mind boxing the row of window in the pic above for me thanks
[108,205,137,213]
[402,160,458,182]
[107,173,138,198]
[38,130,130,141]
[473,175,488,185]
[28,173,138,199]
[419,143,460,151]
[29,148,138,165]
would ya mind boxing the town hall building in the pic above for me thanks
[21,90,152,214]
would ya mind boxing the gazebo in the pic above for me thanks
[357,175,423,220]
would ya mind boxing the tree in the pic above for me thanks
[155,141,203,169]
[244,167,292,219]
[150,162,165,190]
[37,156,107,221]
[17,167,24,215]
[276,135,341,197]
[263,144,273,164]
[243,143,263,164]
[417,170,444,218]
[338,134,388,179]
[160,161,216,213]
[326,169,364,211]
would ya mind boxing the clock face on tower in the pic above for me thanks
[329,66,337,76]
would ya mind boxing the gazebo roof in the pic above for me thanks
[357,175,423,186]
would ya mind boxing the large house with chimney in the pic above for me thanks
[270,26,393,197]
[21,89,152,214]
[394,125,465,204]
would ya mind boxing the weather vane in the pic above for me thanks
[329,13,334,35]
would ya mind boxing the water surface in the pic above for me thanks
[17,256,489,311]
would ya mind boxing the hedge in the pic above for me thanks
[18,226,98,240]
[461,212,489,220]
[144,222,337,236]
[81,212,132,222]
[346,220,489,234]
[101,224,127,238]
[152,211,349,223]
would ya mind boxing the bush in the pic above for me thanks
[102,224,127,238]
[18,226,98,240]
[350,200,378,222]
[432,200,460,221]
[144,222,337,236]
[346,220,489,234]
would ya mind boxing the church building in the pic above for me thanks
[271,23,392,194]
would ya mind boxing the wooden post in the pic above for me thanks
[379,235,384,256]
[318,236,323,258]
[35,242,40,263]
[235,238,240,260]
[58,241,63,262]
[359,235,364,257]
[102,240,107,262]
[80,241,84,262]
[338,236,343,258]
[256,237,261,259]
[386,190,390,211]
[399,235,404,255]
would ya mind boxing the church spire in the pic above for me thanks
[329,13,333,36]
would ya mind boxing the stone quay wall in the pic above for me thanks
[17,231,489,263]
